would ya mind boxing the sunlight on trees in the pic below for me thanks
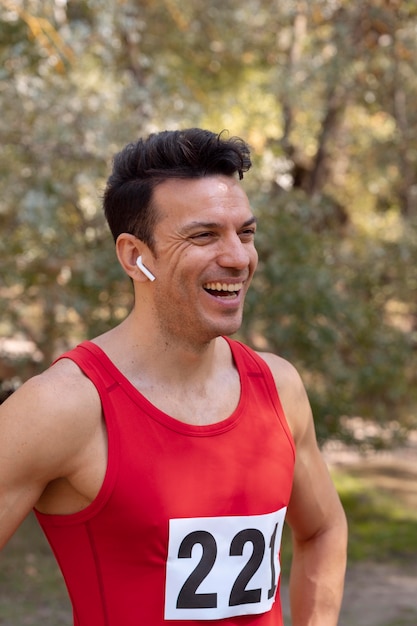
[1,0,416,444]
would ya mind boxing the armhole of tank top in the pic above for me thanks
[37,343,121,524]
[226,338,296,457]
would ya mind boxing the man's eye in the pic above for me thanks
[190,232,215,241]
[240,229,256,239]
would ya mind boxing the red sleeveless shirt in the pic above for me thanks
[35,338,295,625]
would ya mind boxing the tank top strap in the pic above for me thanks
[224,337,294,450]
[53,341,119,392]
[224,337,276,380]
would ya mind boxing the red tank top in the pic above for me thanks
[35,338,295,626]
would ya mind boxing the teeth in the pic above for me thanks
[204,282,243,292]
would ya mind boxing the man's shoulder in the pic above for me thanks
[34,353,95,393]
[253,349,302,385]
[225,339,303,393]
[2,356,101,432]
[0,354,103,491]
[252,350,311,440]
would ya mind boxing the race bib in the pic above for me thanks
[164,507,287,621]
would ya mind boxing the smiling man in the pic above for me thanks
[133,174,258,347]
[0,129,347,625]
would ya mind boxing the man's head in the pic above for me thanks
[103,128,252,252]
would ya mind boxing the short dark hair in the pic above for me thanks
[103,128,252,251]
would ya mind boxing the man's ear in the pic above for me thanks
[116,233,155,283]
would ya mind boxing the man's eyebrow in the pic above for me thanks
[242,216,258,227]
[181,216,257,233]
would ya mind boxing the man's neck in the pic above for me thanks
[92,315,239,426]
[93,311,223,385]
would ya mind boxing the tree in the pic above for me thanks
[1,0,416,444]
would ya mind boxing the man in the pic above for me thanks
[0,128,347,625]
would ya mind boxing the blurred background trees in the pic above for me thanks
[1,0,416,445]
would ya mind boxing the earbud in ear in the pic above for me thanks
[136,256,156,281]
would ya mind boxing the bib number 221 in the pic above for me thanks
[164,508,287,620]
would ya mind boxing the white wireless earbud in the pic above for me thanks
[136,255,156,281]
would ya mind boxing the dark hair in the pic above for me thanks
[103,128,252,250]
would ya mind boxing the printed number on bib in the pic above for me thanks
[164,508,287,620]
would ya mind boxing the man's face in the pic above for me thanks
[147,175,258,347]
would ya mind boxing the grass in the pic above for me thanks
[333,467,417,563]
[0,514,72,625]
[280,460,417,577]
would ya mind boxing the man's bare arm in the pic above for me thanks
[0,361,103,549]
[260,353,348,626]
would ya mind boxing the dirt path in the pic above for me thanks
[339,561,417,626]
[289,432,417,626]
[281,560,417,626]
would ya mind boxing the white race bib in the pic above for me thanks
[164,507,287,621]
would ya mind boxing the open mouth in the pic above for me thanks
[203,281,243,298]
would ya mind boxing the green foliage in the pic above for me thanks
[241,185,417,443]
[1,0,416,443]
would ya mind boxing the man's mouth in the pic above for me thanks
[203,282,243,297]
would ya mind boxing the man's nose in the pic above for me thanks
[217,234,252,269]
